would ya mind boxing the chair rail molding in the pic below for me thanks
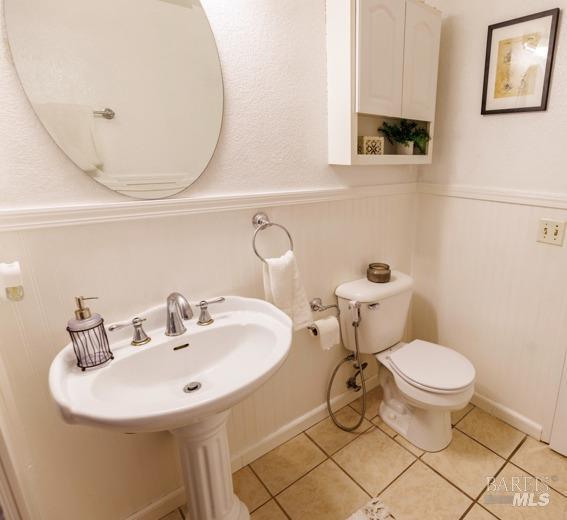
[7,182,567,233]
[419,183,567,210]
[0,183,418,232]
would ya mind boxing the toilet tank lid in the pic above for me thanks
[335,271,414,303]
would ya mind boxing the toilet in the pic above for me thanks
[336,271,475,452]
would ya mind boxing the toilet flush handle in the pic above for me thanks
[368,303,380,311]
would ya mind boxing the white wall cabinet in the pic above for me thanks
[327,0,441,165]
[402,0,442,121]
[356,0,405,118]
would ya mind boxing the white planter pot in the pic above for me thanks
[396,142,414,155]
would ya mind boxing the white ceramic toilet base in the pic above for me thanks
[172,412,250,520]
[379,400,452,452]
[378,364,454,452]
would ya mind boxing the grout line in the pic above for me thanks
[303,416,372,457]
[418,455,478,503]
[505,438,567,500]
[272,495,292,520]
[248,496,272,515]
[457,501,477,520]
[248,464,276,500]
[474,457,508,503]
[465,431,530,519]
[413,421,528,518]
[245,400,543,520]
[328,457,373,499]
[376,458,419,498]
[452,404,476,428]
[249,406,375,514]
[392,434,425,458]
[247,464,292,519]
[455,426,525,461]
[474,503,500,519]
[272,456,331,497]
[173,404,544,520]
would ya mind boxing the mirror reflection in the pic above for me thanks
[5,0,224,199]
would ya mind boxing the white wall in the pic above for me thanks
[0,1,418,519]
[421,0,567,193]
[0,194,416,520]
[414,194,567,438]
[0,0,417,210]
[414,0,567,439]
[3,0,567,517]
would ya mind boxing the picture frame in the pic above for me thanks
[481,9,560,115]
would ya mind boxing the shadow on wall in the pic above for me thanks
[412,293,439,344]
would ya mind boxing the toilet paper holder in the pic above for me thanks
[307,298,339,336]
[0,261,24,302]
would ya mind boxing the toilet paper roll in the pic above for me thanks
[311,316,341,351]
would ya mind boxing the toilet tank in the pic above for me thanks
[335,271,414,354]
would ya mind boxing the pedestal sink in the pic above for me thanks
[49,296,292,520]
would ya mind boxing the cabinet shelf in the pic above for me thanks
[354,154,432,166]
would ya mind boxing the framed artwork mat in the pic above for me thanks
[481,8,560,114]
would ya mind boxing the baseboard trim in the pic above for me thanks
[472,392,542,440]
[230,375,379,472]
[419,183,567,211]
[124,487,186,520]
[0,183,417,232]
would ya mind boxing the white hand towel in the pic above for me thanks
[34,103,103,172]
[263,250,312,331]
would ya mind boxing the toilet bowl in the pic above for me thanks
[376,340,475,451]
[336,272,476,452]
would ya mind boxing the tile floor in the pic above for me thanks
[161,388,567,520]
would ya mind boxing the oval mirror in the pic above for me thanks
[5,0,223,199]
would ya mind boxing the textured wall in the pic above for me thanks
[0,0,417,210]
[0,1,422,517]
[421,0,567,193]
[414,0,567,440]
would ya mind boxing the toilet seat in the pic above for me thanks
[383,340,476,395]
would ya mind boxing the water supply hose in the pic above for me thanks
[326,302,367,432]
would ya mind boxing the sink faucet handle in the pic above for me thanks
[196,297,226,326]
[108,317,151,346]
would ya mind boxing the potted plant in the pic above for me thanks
[379,119,430,155]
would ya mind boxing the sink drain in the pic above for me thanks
[183,382,202,393]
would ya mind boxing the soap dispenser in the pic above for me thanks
[67,296,114,371]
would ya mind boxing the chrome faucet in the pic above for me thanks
[165,292,193,336]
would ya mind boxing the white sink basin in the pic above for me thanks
[49,296,292,520]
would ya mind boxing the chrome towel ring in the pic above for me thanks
[252,212,294,264]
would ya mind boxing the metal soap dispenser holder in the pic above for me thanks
[67,296,114,371]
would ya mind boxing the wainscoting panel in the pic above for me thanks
[414,191,567,442]
[0,191,416,520]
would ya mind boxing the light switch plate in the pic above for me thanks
[538,219,566,246]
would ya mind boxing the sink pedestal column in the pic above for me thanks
[172,411,249,520]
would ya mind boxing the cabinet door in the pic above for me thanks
[402,0,441,121]
[356,0,405,117]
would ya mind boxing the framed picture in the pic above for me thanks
[481,9,560,114]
